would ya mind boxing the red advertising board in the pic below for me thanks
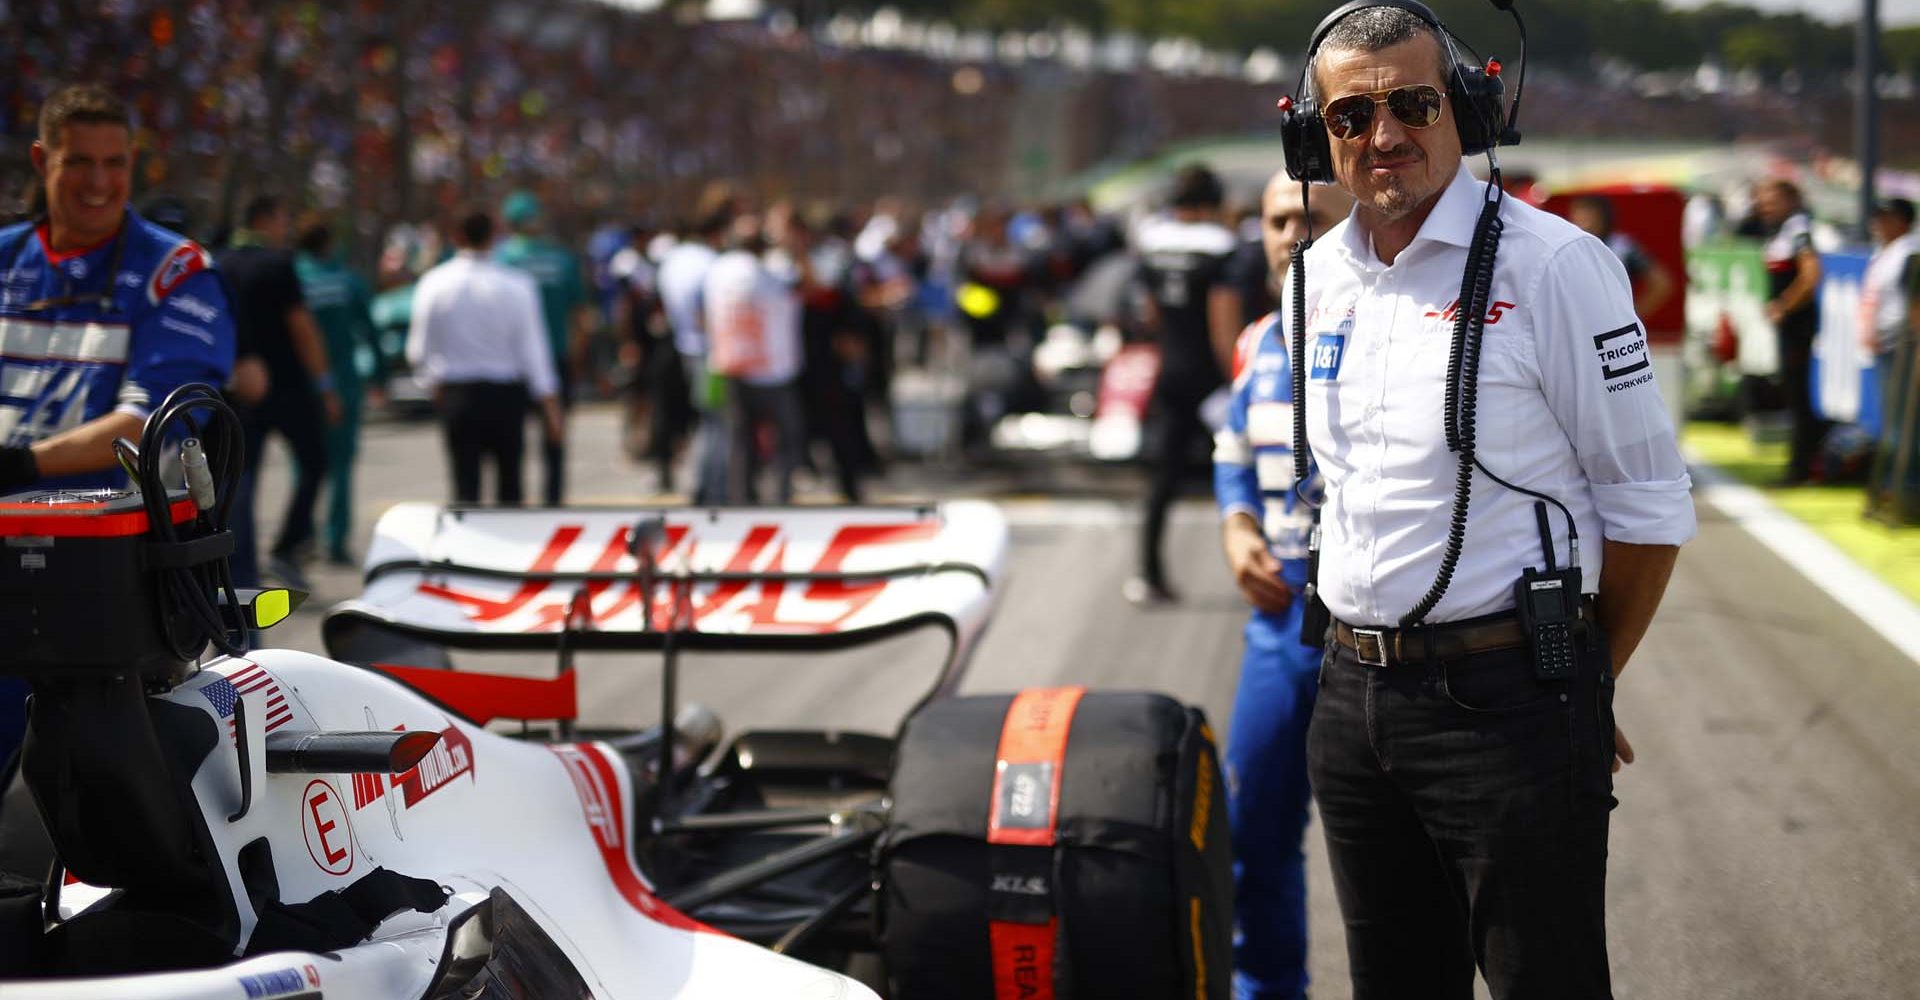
[1540,185,1688,345]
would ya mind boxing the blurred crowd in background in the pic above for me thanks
[5,0,1919,581]
[7,0,1918,285]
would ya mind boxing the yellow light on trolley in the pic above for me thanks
[252,589,292,629]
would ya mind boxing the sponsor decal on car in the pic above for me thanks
[417,520,939,635]
[348,719,475,814]
[547,743,714,933]
[301,779,355,876]
[236,965,319,999]
[398,722,475,808]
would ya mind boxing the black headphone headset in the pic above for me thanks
[1279,0,1520,184]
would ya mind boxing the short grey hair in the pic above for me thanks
[1311,7,1450,96]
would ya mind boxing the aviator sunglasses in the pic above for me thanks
[1322,84,1446,141]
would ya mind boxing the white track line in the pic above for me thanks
[1686,451,1920,665]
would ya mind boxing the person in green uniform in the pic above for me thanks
[494,190,591,506]
[293,214,384,564]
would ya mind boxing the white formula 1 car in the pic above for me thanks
[0,484,1009,998]
[0,386,1230,1000]
[0,385,1021,990]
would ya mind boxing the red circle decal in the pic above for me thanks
[301,779,355,876]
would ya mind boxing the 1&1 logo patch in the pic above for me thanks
[1310,333,1347,381]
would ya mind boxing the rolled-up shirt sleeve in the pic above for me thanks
[1530,235,1696,546]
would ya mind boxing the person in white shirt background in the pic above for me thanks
[656,186,740,505]
[1863,198,1917,495]
[1280,3,1693,997]
[405,208,561,505]
[703,210,806,504]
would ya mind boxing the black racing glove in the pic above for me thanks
[0,446,40,492]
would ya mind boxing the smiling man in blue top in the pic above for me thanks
[1212,170,1351,1000]
[0,83,235,769]
[0,84,235,492]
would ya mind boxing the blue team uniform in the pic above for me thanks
[0,209,234,766]
[1211,309,1323,1000]
[0,209,236,489]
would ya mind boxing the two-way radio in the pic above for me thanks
[1516,501,1582,679]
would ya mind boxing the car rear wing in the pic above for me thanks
[321,501,1008,703]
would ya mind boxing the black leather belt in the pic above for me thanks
[1331,617,1522,668]
[1331,598,1597,668]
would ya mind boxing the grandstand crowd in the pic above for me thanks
[5,0,1917,582]
[10,0,1913,268]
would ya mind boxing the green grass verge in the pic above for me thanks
[1684,421,1920,606]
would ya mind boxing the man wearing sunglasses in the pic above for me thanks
[0,84,235,495]
[1290,6,1692,999]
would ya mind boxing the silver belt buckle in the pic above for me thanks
[1352,627,1390,667]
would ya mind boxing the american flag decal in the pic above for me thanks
[198,663,293,744]
[197,674,240,744]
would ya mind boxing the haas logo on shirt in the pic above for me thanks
[147,242,211,306]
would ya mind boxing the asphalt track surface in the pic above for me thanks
[261,402,1920,1000]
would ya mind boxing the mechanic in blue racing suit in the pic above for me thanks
[1213,309,1322,1000]
[0,84,235,767]
[1210,171,1347,1000]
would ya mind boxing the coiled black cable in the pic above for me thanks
[1401,184,1504,627]
[135,383,248,661]
[1291,226,1312,495]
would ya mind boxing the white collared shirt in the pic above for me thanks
[701,249,801,387]
[1289,165,1695,626]
[1864,231,1916,352]
[657,241,718,357]
[405,250,557,399]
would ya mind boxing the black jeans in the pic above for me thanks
[1307,628,1617,1000]
[242,386,328,561]
[440,381,529,505]
[725,379,805,504]
[1140,377,1215,586]
[1779,326,1829,480]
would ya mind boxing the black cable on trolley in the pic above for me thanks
[133,383,248,661]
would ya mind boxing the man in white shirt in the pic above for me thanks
[1286,6,1693,998]
[656,193,737,504]
[406,209,560,505]
[703,220,805,504]
[1865,199,1917,472]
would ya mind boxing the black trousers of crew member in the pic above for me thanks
[1140,375,1216,588]
[725,378,805,505]
[802,363,867,504]
[1307,625,1617,1000]
[439,381,530,505]
[242,385,329,563]
[1779,324,1830,482]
